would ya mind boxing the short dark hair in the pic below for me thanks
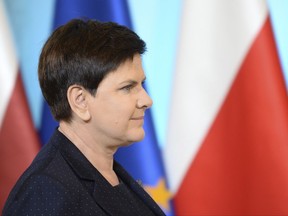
[38,19,146,122]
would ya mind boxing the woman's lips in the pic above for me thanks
[130,116,144,120]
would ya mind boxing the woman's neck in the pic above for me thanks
[58,121,120,186]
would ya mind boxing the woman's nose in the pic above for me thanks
[136,88,153,109]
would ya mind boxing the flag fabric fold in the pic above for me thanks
[0,2,40,211]
[165,0,288,215]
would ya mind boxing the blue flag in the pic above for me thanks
[39,0,173,214]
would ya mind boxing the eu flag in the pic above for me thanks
[39,0,173,214]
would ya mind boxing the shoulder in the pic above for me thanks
[2,173,81,216]
[3,142,74,215]
[2,143,63,213]
[2,134,108,216]
[2,147,97,215]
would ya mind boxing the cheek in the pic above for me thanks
[99,97,136,126]
[106,105,134,126]
[113,108,133,126]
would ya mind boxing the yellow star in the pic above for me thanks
[144,178,173,211]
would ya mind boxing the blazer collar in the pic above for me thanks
[50,129,96,181]
[50,130,124,215]
[50,129,165,216]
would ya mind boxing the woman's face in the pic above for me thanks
[87,54,152,147]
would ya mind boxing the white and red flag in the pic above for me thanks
[0,2,40,211]
[165,0,288,215]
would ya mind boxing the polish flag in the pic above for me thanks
[0,2,40,211]
[165,0,288,215]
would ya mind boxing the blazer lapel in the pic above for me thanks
[91,167,135,216]
[55,131,138,215]
[50,130,107,215]
[53,130,164,216]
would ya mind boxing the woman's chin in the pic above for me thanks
[122,130,145,146]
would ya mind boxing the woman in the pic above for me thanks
[3,19,165,216]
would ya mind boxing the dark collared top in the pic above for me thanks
[2,129,166,216]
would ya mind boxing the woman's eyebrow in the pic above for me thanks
[119,79,138,85]
[119,77,146,85]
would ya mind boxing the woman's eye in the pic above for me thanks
[122,85,133,91]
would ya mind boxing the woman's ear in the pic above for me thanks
[67,85,91,121]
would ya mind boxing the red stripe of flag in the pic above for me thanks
[175,17,288,215]
[0,73,40,212]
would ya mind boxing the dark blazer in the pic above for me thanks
[3,130,165,216]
